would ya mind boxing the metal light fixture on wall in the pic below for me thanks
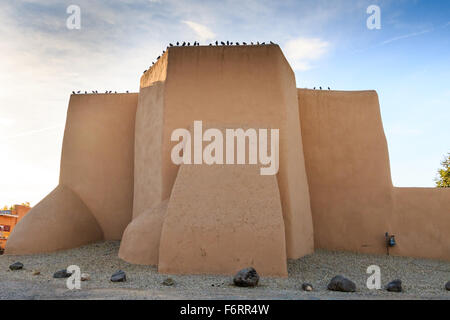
[385,232,396,255]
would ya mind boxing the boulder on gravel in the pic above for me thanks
[81,273,90,281]
[233,267,259,287]
[53,269,72,278]
[162,277,175,286]
[327,275,356,292]
[302,283,313,291]
[111,270,126,282]
[9,262,24,271]
[386,279,402,292]
[445,281,450,291]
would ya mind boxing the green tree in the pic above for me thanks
[435,153,450,188]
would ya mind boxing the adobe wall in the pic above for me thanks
[158,163,288,276]
[118,200,168,265]
[132,83,166,218]
[298,89,450,260]
[138,45,314,259]
[391,188,450,260]
[6,185,103,254]
[60,93,138,239]
[6,93,138,254]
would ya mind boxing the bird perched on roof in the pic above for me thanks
[261,42,265,45]
[230,42,233,45]
[176,42,179,46]
[313,87,316,90]
[126,90,129,93]
[215,41,218,45]
[319,87,322,90]
[169,43,173,47]
[226,41,229,45]
[243,42,247,45]
[236,42,239,45]
[182,42,186,46]
[257,41,260,45]
[251,42,254,45]
[143,70,147,74]
[72,91,75,94]
[156,56,160,60]
[328,87,330,90]
[152,61,154,65]
[221,41,225,45]
[270,41,275,44]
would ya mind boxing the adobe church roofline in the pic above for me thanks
[140,44,288,89]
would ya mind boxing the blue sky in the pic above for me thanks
[0,0,449,205]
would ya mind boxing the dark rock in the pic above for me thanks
[302,282,313,291]
[445,281,450,291]
[327,275,356,292]
[233,267,259,287]
[53,269,72,278]
[111,270,126,282]
[9,262,24,270]
[386,279,402,292]
[162,277,174,286]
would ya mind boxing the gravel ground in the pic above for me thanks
[0,241,449,300]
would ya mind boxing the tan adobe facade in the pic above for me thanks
[6,45,449,276]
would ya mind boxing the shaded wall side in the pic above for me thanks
[119,200,169,265]
[275,53,314,258]
[391,187,450,260]
[298,89,394,254]
[133,84,165,219]
[60,94,138,239]
[140,52,168,88]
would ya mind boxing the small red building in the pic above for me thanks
[0,205,30,253]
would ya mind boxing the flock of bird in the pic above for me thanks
[313,87,331,90]
[72,90,130,95]
[143,41,277,74]
[72,41,334,94]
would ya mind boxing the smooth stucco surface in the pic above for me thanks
[138,45,314,260]
[6,93,137,254]
[132,84,165,219]
[297,89,450,260]
[118,200,168,265]
[60,93,138,240]
[158,164,288,276]
[5,185,103,254]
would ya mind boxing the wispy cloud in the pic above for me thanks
[381,29,432,45]
[0,125,64,142]
[182,20,216,42]
[283,37,329,71]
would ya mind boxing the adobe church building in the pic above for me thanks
[6,45,449,276]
